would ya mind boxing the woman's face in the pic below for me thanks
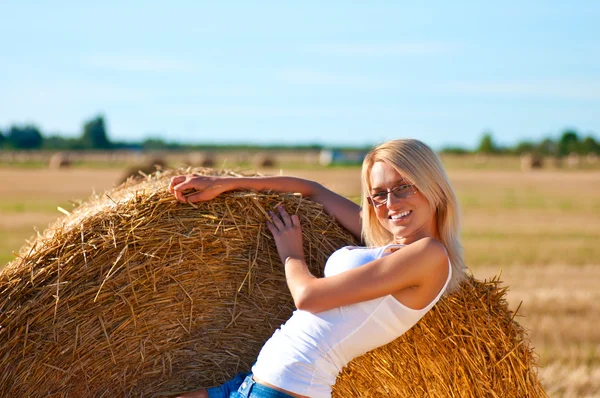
[368,161,437,245]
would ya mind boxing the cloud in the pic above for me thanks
[313,42,458,57]
[83,55,194,73]
[445,80,600,101]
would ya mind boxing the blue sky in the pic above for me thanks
[1,1,599,149]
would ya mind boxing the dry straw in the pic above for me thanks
[0,168,546,397]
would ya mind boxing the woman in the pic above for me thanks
[170,139,465,398]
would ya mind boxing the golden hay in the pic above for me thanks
[0,168,546,397]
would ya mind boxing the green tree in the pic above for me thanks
[440,146,470,155]
[6,125,44,149]
[0,129,4,148]
[43,135,85,150]
[581,135,600,154]
[558,130,580,156]
[513,140,535,155]
[81,116,111,149]
[536,138,557,156]
[477,131,497,154]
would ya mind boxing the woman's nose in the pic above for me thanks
[385,192,403,208]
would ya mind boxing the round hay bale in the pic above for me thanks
[187,152,216,168]
[253,153,276,168]
[567,152,580,168]
[0,168,355,397]
[333,275,547,397]
[118,157,167,184]
[0,169,546,397]
[48,152,72,169]
[520,152,543,171]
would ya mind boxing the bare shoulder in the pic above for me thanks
[408,237,447,263]
[397,237,449,281]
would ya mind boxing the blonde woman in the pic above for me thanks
[170,139,466,398]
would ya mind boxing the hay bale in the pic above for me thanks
[567,152,581,168]
[48,152,72,169]
[0,169,546,397]
[0,168,354,397]
[253,153,276,168]
[187,152,216,168]
[520,153,543,171]
[333,275,547,397]
[118,157,167,184]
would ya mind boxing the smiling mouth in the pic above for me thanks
[389,210,412,220]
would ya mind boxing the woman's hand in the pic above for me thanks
[266,206,305,264]
[169,174,230,203]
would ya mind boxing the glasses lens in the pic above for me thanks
[391,184,416,199]
[370,193,386,207]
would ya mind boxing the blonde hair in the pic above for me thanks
[360,139,466,291]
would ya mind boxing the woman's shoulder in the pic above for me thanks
[389,238,449,275]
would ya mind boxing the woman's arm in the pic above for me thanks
[170,174,362,240]
[267,207,449,314]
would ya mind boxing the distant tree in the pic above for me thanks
[536,138,558,156]
[440,146,470,155]
[513,140,535,155]
[581,135,600,154]
[142,138,169,150]
[81,116,111,149]
[142,137,185,151]
[558,130,580,156]
[43,135,85,150]
[477,131,498,154]
[5,125,44,149]
[0,129,4,148]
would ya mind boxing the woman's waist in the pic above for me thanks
[251,375,310,398]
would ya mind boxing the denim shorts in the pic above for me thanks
[207,372,297,398]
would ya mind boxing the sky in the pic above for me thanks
[1,1,599,150]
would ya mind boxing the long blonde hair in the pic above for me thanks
[360,139,466,291]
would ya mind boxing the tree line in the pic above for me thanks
[461,130,600,157]
[0,116,327,152]
[1,115,598,156]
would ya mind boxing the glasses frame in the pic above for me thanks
[367,183,418,208]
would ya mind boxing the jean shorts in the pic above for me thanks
[207,372,297,398]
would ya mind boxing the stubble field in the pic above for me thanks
[1,166,599,397]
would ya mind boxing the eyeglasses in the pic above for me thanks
[367,184,418,208]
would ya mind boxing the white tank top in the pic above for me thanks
[251,245,452,398]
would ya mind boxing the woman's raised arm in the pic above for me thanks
[169,175,362,240]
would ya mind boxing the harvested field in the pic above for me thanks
[1,167,599,397]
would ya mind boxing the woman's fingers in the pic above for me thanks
[169,176,187,194]
[170,175,219,203]
[291,214,300,227]
[267,206,300,233]
[277,206,293,227]
[268,210,285,230]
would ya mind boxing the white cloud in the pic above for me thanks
[83,55,194,73]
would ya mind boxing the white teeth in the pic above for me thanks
[391,211,411,219]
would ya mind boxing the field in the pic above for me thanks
[1,164,599,397]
